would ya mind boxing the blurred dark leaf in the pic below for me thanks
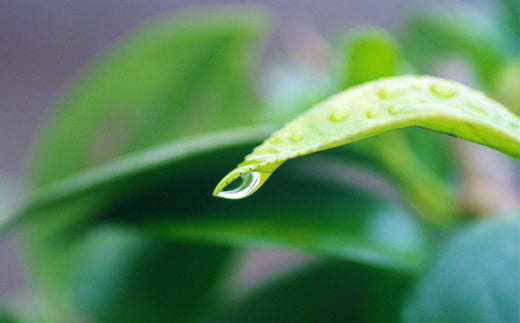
[0,306,18,323]
[101,155,431,273]
[499,0,520,38]
[205,261,412,323]
[70,226,230,323]
[19,133,431,274]
[403,216,520,322]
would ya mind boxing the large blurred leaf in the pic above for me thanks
[111,155,430,272]
[22,8,270,322]
[29,7,269,187]
[13,130,430,273]
[403,216,520,322]
[205,261,411,323]
[22,128,270,322]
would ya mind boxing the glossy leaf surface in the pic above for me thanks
[215,75,520,199]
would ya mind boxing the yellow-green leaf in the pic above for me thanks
[214,75,520,199]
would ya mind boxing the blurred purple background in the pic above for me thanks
[0,0,491,305]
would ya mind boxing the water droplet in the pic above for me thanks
[388,105,403,114]
[467,102,486,114]
[377,88,404,100]
[367,110,378,119]
[215,171,270,199]
[290,133,303,142]
[509,121,519,129]
[412,84,422,91]
[418,98,427,103]
[430,83,457,98]
[329,110,349,122]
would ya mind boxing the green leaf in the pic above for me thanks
[338,29,402,88]
[335,30,458,221]
[403,216,520,322]
[493,60,520,115]
[21,7,271,322]
[29,7,270,187]
[19,127,271,322]
[205,261,412,323]
[214,75,520,199]
[70,227,230,323]
[498,0,520,38]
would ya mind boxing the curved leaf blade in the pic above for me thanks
[214,75,520,199]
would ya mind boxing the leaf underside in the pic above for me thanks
[214,75,520,199]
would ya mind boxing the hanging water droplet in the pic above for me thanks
[367,110,378,119]
[329,110,349,122]
[388,105,403,114]
[430,83,457,98]
[215,171,270,199]
[290,133,303,142]
[377,88,404,100]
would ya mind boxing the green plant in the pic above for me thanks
[1,4,519,323]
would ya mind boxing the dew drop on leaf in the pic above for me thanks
[290,133,303,142]
[367,110,378,119]
[377,87,404,100]
[430,83,457,98]
[388,105,403,114]
[329,110,349,122]
[467,102,487,114]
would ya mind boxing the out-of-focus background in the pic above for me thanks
[0,0,493,305]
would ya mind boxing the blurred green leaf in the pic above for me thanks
[29,7,270,187]
[499,0,520,38]
[0,306,18,323]
[338,28,402,88]
[22,128,271,322]
[403,216,520,322]
[205,261,411,323]
[71,226,230,323]
[22,7,271,322]
[401,7,511,87]
[493,59,520,115]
